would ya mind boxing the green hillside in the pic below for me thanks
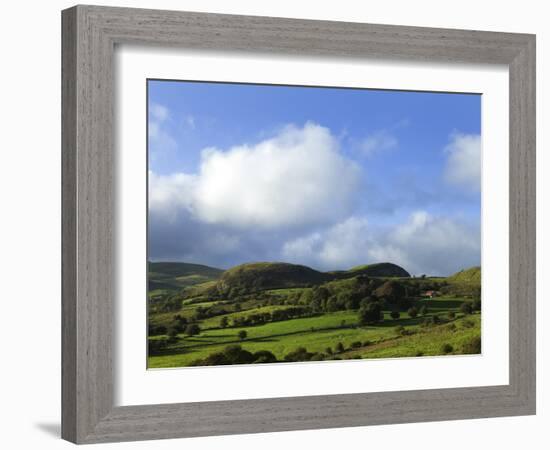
[215,261,411,295]
[148,260,481,368]
[348,262,411,278]
[148,262,223,293]
[217,262,330,294]
[447,266,481,285]
[442,266,481,297]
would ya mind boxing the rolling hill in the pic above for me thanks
[446,266,481,285]
[215,261,410,294]
[346,262,411,278]
[216,262,330,293]
[148,260,412,296]
[148,262,224,292]
[442,266,481,296]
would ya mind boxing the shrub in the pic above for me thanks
[335,342,345,353]
[472,298,482,311]
[238,330,248,340]
[167,328,180,343]
[432,314,441,324]
[223,345,255,364]
[325,347,333,355]
[185,324,201,336]
[351,341,362,349]
[446,323,457,332]
[198,352,230,366]
[419,305,428,316]
[284,347,314,362]
[219,316,229,328]
[462,336,482,354]
[415,351,424,357]
[407,307,418,318]
[252,350,277,363]
[148,324,167,336]
[309,353,326,361]
[460,302,473,315]
[174,314,188,325]
[447,311,456,320]
[441,343,454,354]
[362,340,372,347]
[390,310,401,320]
[189,345,257,366]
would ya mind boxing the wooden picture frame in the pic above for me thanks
[62,5,536,444]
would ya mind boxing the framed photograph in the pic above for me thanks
[62,5,536,444]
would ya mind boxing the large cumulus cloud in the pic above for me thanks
[282,212,480,276]
[150,122,361,228]
[148,121,481,275]
[148,122,363,266]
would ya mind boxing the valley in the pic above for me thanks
[147,262,481,368]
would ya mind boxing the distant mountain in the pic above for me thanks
[148,262,223,292]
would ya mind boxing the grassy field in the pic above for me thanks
[148,294,481,368]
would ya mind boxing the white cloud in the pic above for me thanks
[148,103,177,159]
[150,103,170,122]
[358,129,398,156]
[150,122,362,229]
[148,171,196,222]
[282,216,370,268]
[282,211,479,276]
[378,211,480,275]
[443,133,481,191]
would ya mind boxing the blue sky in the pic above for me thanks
[148,80,481,276]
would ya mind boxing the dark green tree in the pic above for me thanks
[441,343,454,354]
[407,307,418,318]
[284,347,313,362]
[167,328,179,342]
[358,302,382,325]
[238,330,247,340]
[219,316,229,328]
[252,350,277,363]
[185,323,201,336]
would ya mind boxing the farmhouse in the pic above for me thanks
[421,290,436,298]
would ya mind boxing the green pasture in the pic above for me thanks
[148,296,479,368]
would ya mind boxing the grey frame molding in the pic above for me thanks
[62,5,536,444]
